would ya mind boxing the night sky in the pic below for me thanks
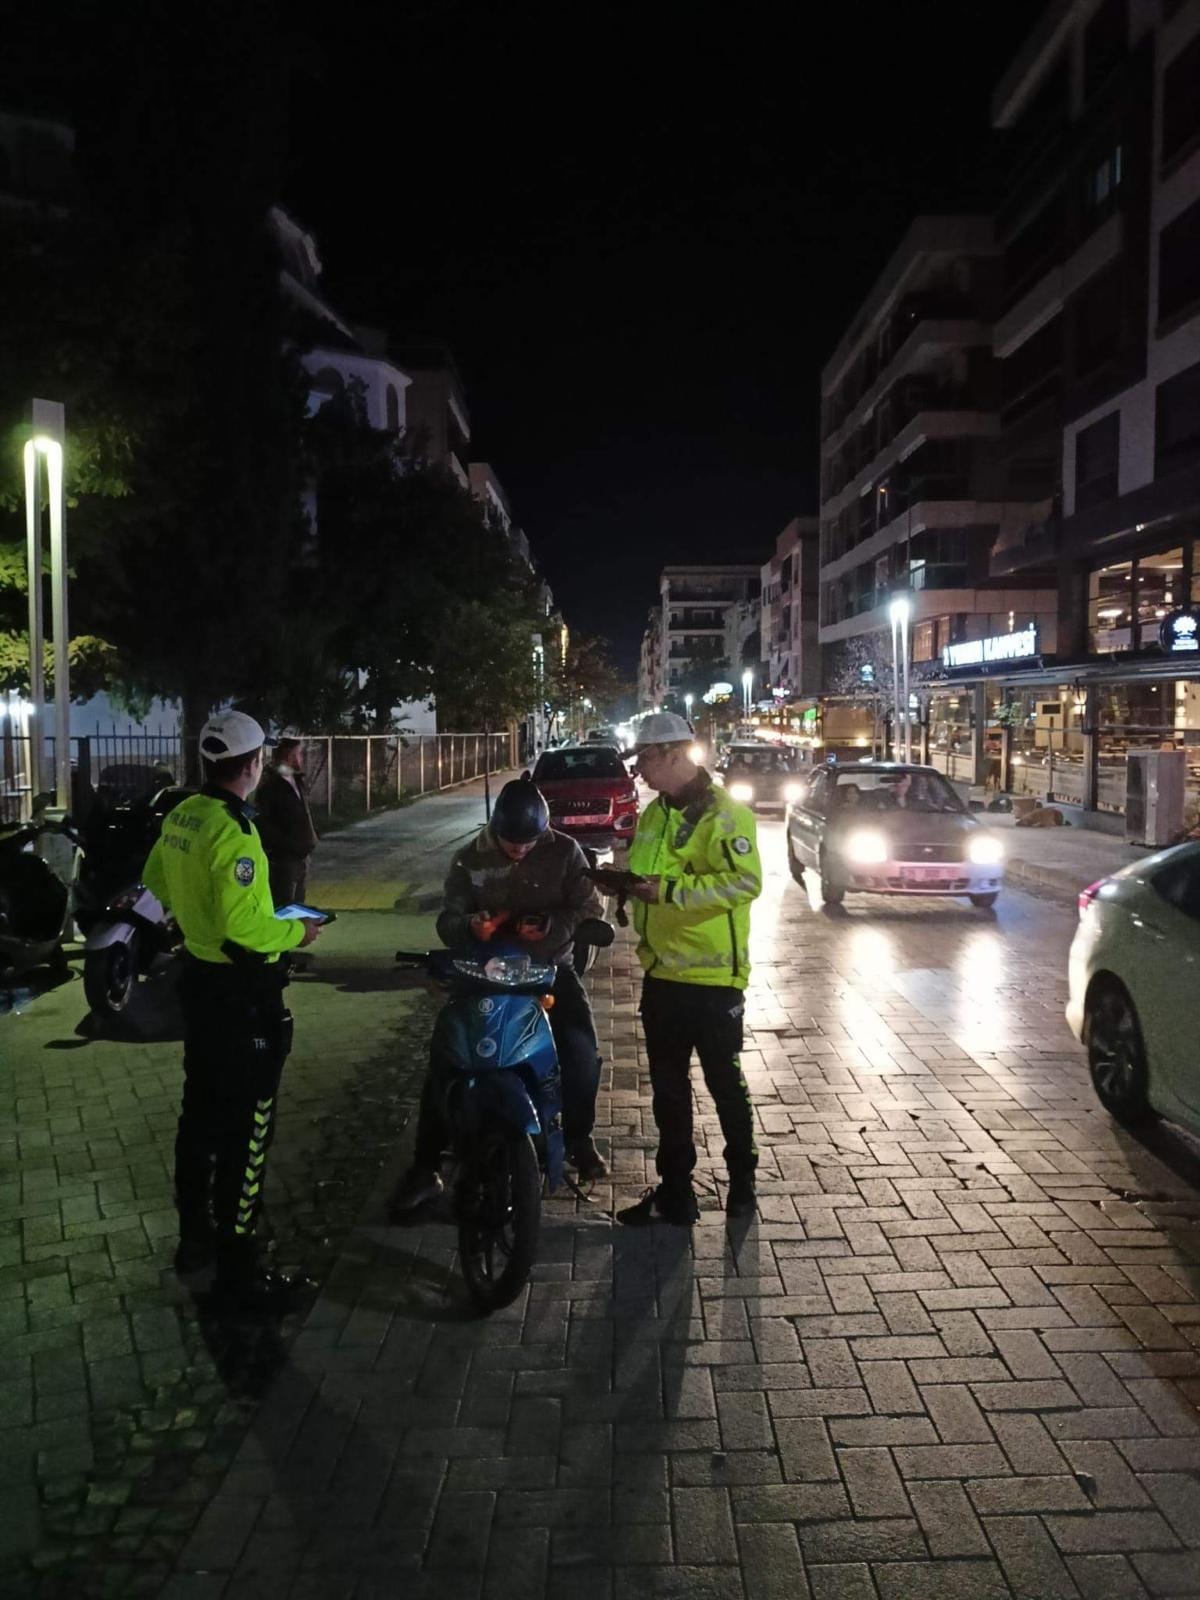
[284,0,1047,672]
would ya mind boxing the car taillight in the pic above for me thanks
[1078,879,1105,917]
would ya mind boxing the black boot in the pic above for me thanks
[174,1214,216,1275]
[725,1174,757,1218]
[213,1238,310,1315]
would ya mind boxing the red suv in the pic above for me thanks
[531,746,638,853]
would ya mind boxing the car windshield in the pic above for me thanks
[534,749,627,781]
[832,769,965,815]
[723,747,795,774]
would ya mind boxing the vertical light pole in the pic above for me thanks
[741,668,753,718]
[684,691,694,726]
[23,400,68,809]
[889,594,911,764]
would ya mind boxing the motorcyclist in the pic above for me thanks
[388,775,609,1215]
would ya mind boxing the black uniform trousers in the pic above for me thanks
[412,963,601,1168]
[639,975,757,1193]
[176,955,293,1245]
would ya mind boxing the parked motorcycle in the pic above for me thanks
[0,817,81,982]
[75,785,190,1016]
[395,917,614,1313]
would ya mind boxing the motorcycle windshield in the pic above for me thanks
[441,939,557,994]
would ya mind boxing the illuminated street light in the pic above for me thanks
[741,668,753,716]
[889,595,912,764]
[23,403,69,812]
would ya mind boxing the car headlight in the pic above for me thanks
[728,781,754,802]
[843,829,889,865]
[969,833,1004,865]
[783,782,803,802]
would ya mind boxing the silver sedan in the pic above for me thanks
[786,762,1005,909]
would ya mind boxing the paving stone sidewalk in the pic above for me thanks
[166,847,1200,1600]
[0,777,510,1597]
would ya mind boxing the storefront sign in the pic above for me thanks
[859,663,875,684]
[1160,609,1200,654]
[942,625,1039,671]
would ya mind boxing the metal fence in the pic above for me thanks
[1,729,516,825]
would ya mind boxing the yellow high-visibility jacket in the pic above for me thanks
[143,787,305,966]
[627,771,761,989]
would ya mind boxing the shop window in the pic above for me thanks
[1074,411,1120,510]
[1162,31,1200,170]
[1158,197,1200,326]
[1137,548,1184,635]
[1088,559,1134,652]
[1156,360,1200,479]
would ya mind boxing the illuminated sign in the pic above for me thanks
[1160,609,1200,654]
[859,662,875,684]
[702,682,733,704]
[942,625,1038,671]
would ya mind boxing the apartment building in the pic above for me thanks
[638,609,664,710]
[760,517,820,698]
[656,565,760,709]
[976,0,1200,817]
[819,216,1058,711]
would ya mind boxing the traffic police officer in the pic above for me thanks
[143,711,322,1311]
[617,712,762,1226]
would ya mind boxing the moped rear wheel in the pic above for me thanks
[457,1132,541,1314]
[84,938,137,1015]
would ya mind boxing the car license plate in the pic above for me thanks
[901,866,945,884]
[567,814,608,827]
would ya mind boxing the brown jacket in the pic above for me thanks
[437,825,604,965]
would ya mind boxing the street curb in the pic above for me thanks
[1004,855,1090,906]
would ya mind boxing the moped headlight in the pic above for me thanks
[728,781,754,803]
[969,833,1004,865]
[783,782,803,802]
[843,829,889,865]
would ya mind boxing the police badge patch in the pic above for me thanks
[234,857,255,886]
[732,836,752,856]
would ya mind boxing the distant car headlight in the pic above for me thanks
[688,742,705,763]
[968,834,1004,865]
[728,781,754,803]
[843,829,888,865]
[783,781,803,802]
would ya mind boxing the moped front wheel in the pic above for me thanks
[83,937,137,1015]
[457,1131,541,1314]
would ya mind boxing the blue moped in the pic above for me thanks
[396,917,612,1312]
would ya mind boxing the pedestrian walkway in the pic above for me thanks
[167,832,1200,1600]
[995,815,1153,905]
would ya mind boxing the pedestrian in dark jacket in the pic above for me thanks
[254,739,319,907]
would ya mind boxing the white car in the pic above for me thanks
[1067,841,1200,1127]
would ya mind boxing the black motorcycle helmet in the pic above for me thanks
[492,776,550,844]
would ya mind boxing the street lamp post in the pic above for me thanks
[23,399,68,810]
[889,594,912,764]
[741,668,753,718]
[684,692,694,725]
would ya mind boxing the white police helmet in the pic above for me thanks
[633,711,695,749]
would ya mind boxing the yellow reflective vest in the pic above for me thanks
[143,788,305,966]
[627,771,761,990]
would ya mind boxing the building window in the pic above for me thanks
[1158,197,1200,326]
[912,621,936,663]
[1137,549,1184,636]
[1001,314,1062,420]
[1089,559,1134,652]
[1083,144,1123,212]
[1156,361,1200,479]
[1074,261,1123,377]
[1162,30,1200,170]
[385,384,400,431]
[1084,0,1127,102]
[1074,411,1120,510]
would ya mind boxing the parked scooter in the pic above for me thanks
[0,817,80,982]
[75,785,190,1015]
[395,916,614,1313]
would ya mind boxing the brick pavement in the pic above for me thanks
[162,843,1200,1599]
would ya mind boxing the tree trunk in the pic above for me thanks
[180,686,212,785]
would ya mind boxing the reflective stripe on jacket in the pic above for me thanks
[142,788,305,966]
[627,771,761,989]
